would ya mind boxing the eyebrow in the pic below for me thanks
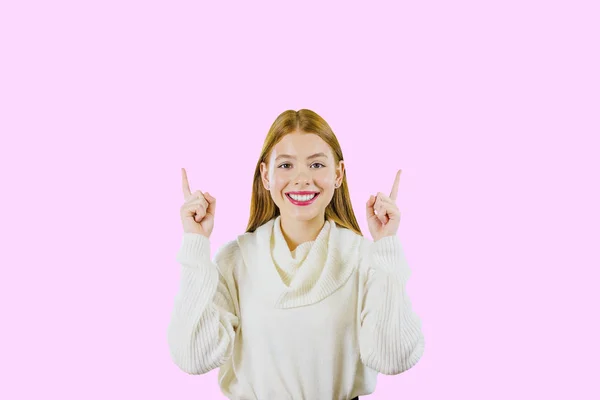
[275,152,328,161]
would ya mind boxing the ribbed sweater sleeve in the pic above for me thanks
[359,235,425,375]
[167,233,240,375]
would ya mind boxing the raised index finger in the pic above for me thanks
[390,169,402,201]
[181,168,192,198]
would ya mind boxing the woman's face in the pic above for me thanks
[260,132,344,223]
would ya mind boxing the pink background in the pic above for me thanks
[1,1,599,399]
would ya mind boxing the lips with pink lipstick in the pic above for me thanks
[285,191,320,206]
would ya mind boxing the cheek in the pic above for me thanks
[271,171,288,190]
[315,171,336,188]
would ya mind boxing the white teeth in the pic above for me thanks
[288,193,317,202]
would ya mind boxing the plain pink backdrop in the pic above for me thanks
[1,1,599,399]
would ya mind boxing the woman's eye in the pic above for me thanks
[278,162,325,169]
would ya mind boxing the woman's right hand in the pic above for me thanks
[180,168,216,238]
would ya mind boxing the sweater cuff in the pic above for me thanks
[176,233,212,267]
[370,235,412,281]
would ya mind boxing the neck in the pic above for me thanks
[279,214,326,252]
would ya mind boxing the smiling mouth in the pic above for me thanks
[285,192,320,205]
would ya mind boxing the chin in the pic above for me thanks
[291,213,320,221]
[285,208,323,222]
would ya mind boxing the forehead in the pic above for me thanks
[271,132,331,157]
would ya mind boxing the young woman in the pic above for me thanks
[168,109,425,400]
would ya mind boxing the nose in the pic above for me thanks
[293,171,311,186]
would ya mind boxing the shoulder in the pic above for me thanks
[331,222,373,262]
[331,224,384,280]
[211,218,276,277]
[214,239,241,261]
[213,221,270,273]
[212,239,243,277]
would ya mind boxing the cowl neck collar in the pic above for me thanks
[270,216,331,287]
[236,216,362,308]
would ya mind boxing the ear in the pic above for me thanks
[260,162,270,190]
[335,160,345,187]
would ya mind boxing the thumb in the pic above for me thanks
[366,195,376,218]
[204,192,217,215]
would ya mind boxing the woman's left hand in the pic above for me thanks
[366,169,402,241]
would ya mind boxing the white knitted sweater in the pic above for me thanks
[168,216,425,400]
